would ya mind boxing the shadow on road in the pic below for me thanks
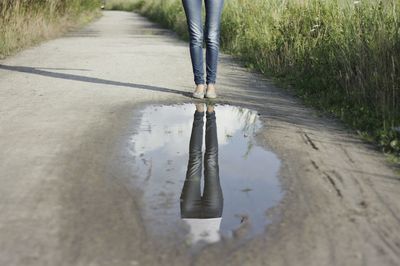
[0,64,191,98]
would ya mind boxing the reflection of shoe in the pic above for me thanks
[195,103,205,113]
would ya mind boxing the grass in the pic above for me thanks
[105,0,400,159]
[104,0,138,11]
[0,0,102,58]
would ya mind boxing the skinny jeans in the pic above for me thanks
[182,0,225,85]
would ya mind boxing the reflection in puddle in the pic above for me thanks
[128,103,282,247]
[180,104,223,244]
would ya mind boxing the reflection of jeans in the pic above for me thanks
[182,0,225,85]
[180,110,223,218]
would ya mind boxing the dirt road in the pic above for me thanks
[0,11,399,266]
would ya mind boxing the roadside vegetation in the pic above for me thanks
[0,0,101,58]
[104,0,137,11]
[105,0,400,160]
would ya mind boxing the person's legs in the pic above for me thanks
[182,0,205,86]
[202,106,223,218]
[204,0,224,86]
[180,106,205,218]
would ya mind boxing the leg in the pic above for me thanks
[180,109,205,218]
[204,0,224,85]
[182,0,205,86]
[202,108,223,218]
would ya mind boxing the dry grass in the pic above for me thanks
[0,0,101,58]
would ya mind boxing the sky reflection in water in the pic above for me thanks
[128,103,282,245]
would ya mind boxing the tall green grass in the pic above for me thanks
[120,0,400,157]
[0,0,101,58]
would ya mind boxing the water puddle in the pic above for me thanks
[127,103,282,248]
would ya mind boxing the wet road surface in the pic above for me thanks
[124,103,281,249]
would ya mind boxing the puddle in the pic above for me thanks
[126,103,282,248]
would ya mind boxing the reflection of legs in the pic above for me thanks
[202,110,223,218]
[180,110,204,218]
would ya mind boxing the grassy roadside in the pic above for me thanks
[0,0,102,59]
[105,0,400,161]
[104,0,137,11]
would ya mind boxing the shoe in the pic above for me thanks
[192,91,205,99]
[205,87,217,99]
[192,85,205,99]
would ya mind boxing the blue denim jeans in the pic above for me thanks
[182,0,225,85]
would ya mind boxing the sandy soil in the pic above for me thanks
[0,11,399,266]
